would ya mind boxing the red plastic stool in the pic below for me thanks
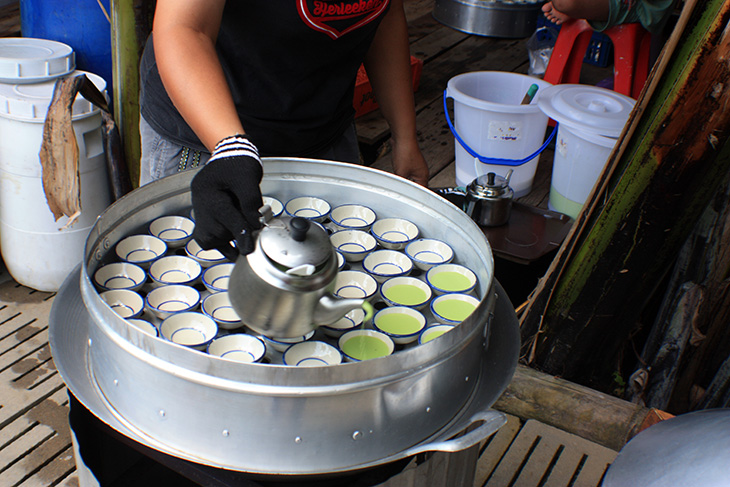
[543,19,652,99]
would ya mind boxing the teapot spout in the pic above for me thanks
[314,294,373,326]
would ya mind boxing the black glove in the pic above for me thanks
[191,135,263,259]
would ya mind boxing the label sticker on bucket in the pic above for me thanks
[488,121,523,142]
[557,136,568,157]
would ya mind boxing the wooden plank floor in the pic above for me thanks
[0,271,78,487]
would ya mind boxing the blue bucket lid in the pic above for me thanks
[0,37,75,84]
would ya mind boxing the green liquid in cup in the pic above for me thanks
[376,313,422,335]
[342,335,391,361]
[422,327,449,343]
[430,271,473,292]
[434,299,476,322]
[384,284,428,306]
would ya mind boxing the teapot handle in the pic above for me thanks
[258,204,273,225]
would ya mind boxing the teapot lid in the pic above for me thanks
[259,216,332,271]
[468,171,513,199]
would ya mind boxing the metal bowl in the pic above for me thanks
[49,158,519,476]
[433,0,543,38]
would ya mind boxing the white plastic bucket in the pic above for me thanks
[537,85,635,219]
[549,125,617,218]
[445,71,553,197]
[0,42,111,291]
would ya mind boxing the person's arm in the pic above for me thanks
[153,0,263,257]
[363,0,429,186]
[152,0,244,151]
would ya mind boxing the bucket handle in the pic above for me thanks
[443,90,558,167]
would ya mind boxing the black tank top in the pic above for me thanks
[140,0,390,156]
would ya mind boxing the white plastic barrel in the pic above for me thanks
[445,71,552,197]
[0,38,111,292]
[537,85,635,219]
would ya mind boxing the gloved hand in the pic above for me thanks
[191,134,263,260]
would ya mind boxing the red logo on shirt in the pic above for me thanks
[298,0,390,39]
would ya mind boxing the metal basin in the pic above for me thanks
[49,158,520,475]
[433,0,543,38]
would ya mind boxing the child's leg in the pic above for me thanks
[542,1,572,25]
[547,0,611,22]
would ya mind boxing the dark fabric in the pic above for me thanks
[191,155,264,258]
[140,0,389,156]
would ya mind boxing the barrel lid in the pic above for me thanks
[537,84,635,138]
[0,37,75,84]
[0,71,107,122]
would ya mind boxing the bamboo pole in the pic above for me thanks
[110,0,155,188]
[520,0,730,390]
[494,365,653,451]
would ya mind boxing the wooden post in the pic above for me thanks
[110,0,155,188]
[520,0,730,391]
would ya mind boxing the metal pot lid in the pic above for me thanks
[603,409,730,487]
[260,216,332,271]
[537,84,635,138]
[0,37,75,84]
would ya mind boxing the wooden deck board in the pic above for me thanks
[481,420,617,487]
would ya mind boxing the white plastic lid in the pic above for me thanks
[0,37,75,84]
[537,84,635,138]
[0,71,107,122]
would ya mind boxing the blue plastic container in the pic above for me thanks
[19,0,112,93]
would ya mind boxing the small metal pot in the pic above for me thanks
[463,171,514,227]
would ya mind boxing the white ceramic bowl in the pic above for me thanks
[100,289,144,319]
[333,270,378,300]
[207,334,266,363]
[338,329,395,362]
[329,229,377,262]
[261,330,316,353]
[362,250,413,283]
[370,218,419,250]
[405,238,455,271]
[145,284,201,320]
[330,204,377,232]
[115,234,167,268]
[149,215,195,248]
[94,262,146,292]
[262,195,284,217]
[149,255,202,287]
[201,291,243,330]
[160,312,218,351]
[283,341,343,367]
[425,263,478,295]
[379,276,432,309]
[336,251,346,271]
[430,293,480,325]
[321,308,365,338]
[284,196,331,222]
[202,263,235,293]
[185,239,227,268]
[418,324,456,345]
[126,318,159,337]
[372,306,427,345]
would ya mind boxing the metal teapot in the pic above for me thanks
[463,170,514,227]
[228,212,370,338]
